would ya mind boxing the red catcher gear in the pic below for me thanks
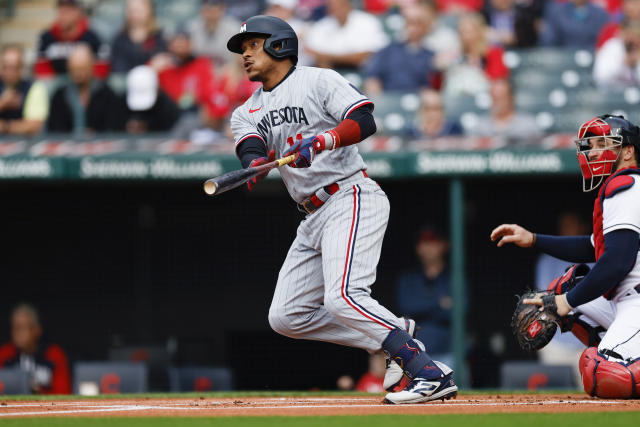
[546,264,591,295]
[591,167,640,298]
[579,347,640,398]
[575,114,640,192]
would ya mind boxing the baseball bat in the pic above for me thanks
[203,154,296,196]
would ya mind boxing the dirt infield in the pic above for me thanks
[0,394,639,417]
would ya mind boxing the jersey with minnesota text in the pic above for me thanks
[230,66,370,203]
[602,174,640,297]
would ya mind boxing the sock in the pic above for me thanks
[382,328,444,380]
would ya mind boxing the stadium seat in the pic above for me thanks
[156,0,200,34]
[0,368,30,395]
[507,48,588,73]
[370,93,421,136]
[73,362,148,395]
[168,366,235,392]
[90,0,126,42]
[108,346,170,391]
[500,361,576,390]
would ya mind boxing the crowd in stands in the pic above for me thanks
[0,0,638,144]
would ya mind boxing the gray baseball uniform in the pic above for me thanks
[231,66,404,352]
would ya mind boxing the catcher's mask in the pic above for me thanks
[575,115,626,192]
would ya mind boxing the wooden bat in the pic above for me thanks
[203,154,296,196]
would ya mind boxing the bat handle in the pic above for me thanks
[277,154,296,167]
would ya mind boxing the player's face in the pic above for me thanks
[240,36,274,82]
[583,136,621,162]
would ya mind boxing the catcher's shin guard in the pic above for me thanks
[579,347,640,398]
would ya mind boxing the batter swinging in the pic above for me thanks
[227,15,457,404]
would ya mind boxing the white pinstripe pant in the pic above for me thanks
[268,175,404,353]
[575,293,640,360]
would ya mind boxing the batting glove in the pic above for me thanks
[283,131,338,168]
[247,149,275,191]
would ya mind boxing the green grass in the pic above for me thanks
[0,413,639,427]
[0,389,583,401]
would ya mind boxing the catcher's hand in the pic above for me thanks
[511,291,561,352]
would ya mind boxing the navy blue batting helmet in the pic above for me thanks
[227,15,298,64]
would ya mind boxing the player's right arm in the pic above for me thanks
[230,105,274,190]
[490,223,595,263]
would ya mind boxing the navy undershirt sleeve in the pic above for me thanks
[236,137,267,168]
[346,104,376,140]
[535,234,596,263]
[566,229,640,307]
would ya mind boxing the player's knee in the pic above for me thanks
[267,307,294,337]
[267,305,308,338]
[579,347,639,398]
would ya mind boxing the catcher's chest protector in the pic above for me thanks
[592,168,640,299]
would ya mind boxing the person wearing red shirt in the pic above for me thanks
[354,353,386,393]
[0,304,71,395]
[34,0,109,78]
[156,30,224,114]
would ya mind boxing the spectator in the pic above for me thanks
[0,304,71,395]
[47,44,123,134]
[123,65,180,133]
[304,0,388,69]
[597,0,640,48]
[395,226,455,356]
[363,3,437,94]
[187,0,240,66]
[466,79,542,144]
[155,30,231,142]
[264,0,312,66]
[535,211,593,385]
[225,0,267,21]
[336,374,355,390]
[421,0,462,71]
[539,0,609,49]
[435,0,484,13]
[110,0,167,73]
[0,45,48,136]
[411,89,463,139]
[34,0,109,78]
[594,19,640,88]
[484,0,541,47]
[354,353,386,393]
[441,13,509,99]
[156,31,220,112]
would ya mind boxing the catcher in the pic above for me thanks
[492,114,640,399]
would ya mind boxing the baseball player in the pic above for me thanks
[491,114,640,398]
[226,15,457,404]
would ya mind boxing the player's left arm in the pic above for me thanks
[526,176,640,314]
[284,104,376,168]
[285,69,376,168]
[565,176,640,307]
[563,229,638,308]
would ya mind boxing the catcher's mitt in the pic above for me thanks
[510,291,560,352]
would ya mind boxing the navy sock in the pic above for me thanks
[382,328,444,380]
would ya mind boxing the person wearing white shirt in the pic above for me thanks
[594,20,640,89]
[304,0,388,69]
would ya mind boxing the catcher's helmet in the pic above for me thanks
[575,114,640,192]
[227,15,298,64]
